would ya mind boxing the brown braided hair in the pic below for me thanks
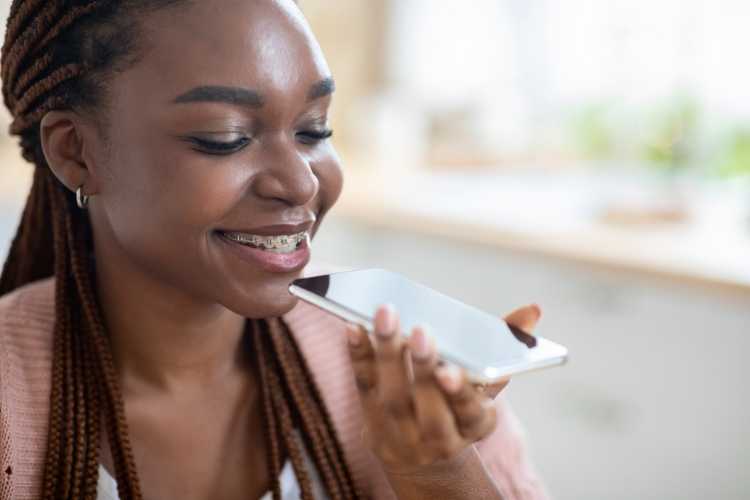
[0,1,359,498]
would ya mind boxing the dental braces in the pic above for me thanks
[225,232,307,249]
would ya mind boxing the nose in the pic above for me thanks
[251,136,319,207]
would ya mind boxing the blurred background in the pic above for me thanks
[1,1,748,499]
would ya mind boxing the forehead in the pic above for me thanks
[127,0,330,101]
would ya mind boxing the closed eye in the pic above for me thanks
[297,129,333,145]
[184,136,251,156]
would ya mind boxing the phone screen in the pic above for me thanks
[290,269,567,381]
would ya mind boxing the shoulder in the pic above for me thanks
[282,299,356,406]
[0,278,56,500]
[282,299,355,389]
[0,276,56,387]
[0,276,56,352]
[283,300,393,496]
[0,276,56,313]
[0,276,57,400]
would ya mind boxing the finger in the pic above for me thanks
[504,303,542,335]
[373,304,414,421]
[436,365,498,442]
[409,326,465,459]
[483,376,510,399]
[470,399,498,442]
[346,323,377,397]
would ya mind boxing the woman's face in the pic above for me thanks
[89,0,342,318]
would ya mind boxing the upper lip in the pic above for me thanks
[218,220,315,237]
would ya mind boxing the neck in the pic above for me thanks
[93,248,250,395]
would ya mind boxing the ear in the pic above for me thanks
[39,110,102,196]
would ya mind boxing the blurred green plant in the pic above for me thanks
[640,96,700,172]
[565,95,750,183]
[716,128,750,178]
[570,103,616,161]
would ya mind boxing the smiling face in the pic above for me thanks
[87,0,342,318]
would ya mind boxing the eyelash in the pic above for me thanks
[297,128,334,145]
[187,137,250,156]
[187,129,333,156]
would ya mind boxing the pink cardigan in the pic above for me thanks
[0,278,548,499]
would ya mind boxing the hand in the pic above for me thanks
[345,303,541,474]
[484,303,542,398]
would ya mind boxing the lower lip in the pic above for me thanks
[216,232,311,274]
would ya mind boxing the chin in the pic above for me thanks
[226,286,300,320]
[260,292,300,318]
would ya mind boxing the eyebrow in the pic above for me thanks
[172,77,336,107]
[307,77,336,101]
[173,86,264,107]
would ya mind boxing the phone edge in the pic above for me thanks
[289,281,569,384]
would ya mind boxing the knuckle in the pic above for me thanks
[457,407,484,431]
[483,406,498,432]
[433,442,458,460]
[419,421,449,443]
[354,371,376,393]
[467,409,498,441]
[349,345,374,362]
[413,366,437,384]
[384,397,413,419]
[460,425,485,441]
[448,387,475,405]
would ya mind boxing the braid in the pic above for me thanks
[267,319,353,500]
[41,171,70,498]
[4,0,48,57]
[35,2,102,56]
[254,321,283,499]
[12,63,84,116]
[2,1,64,99]
[262,318,360,499]
[1,1,361,498]
[81,328,102,500]
[264,346,316,499]
[65,193,143,499]
[12,51,52,98]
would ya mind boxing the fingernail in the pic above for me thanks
[375,304,397,338]
[346,325,361,347]
[409,326,432,361]
[436,365,462,394]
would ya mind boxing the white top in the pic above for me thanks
[96,431,328,500]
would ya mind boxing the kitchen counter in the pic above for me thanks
[333,169,750,297]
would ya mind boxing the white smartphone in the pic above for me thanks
[288,268,568,384]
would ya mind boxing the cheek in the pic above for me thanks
[99,95,241,252]
[100,137,241,269]
[312,146,344,216]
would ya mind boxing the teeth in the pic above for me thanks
[223,231,308,252]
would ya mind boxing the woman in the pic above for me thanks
[0,1,547,499]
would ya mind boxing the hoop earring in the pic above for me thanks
[76,185,89,209]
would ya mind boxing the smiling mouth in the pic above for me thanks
[217,230,309,254]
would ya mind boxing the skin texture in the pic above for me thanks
[36,0,541,498]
